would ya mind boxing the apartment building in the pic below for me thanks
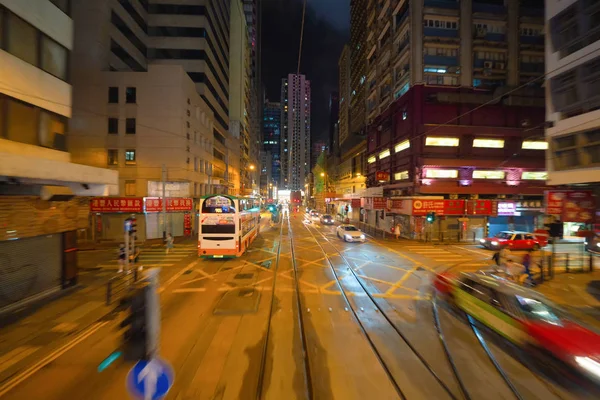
[0,0,117,311]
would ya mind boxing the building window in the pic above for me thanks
[107,149,118,165]
[522,140,548,150]
[6,98,37,146]
[425,137,459,147]
[6,13,38,65]
[126,87,136,103]
[125,180,136,196]
[521,171,547,180]
[394,139,410,153]
[367,155,376,164]
[41,36,68,80]
[473,170,505,179]
[125,149,136,164]
[126,118,136,134]
[473,138,505,148]
[108,87,119,103]
[394,170,409,180]
[425,169,458,178]
[108,118,118,134]
[379,149,391,159]
[39,111,66,150]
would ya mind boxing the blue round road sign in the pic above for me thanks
[127,358,174,400]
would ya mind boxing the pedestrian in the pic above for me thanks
[165,233,174,254]
[522,249,535,285]
[118,243,126,273]
[492,251,500,266]
[394,224,401,240]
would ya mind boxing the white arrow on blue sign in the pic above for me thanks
[127,358,174,400]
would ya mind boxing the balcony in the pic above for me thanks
[473,2,506,14]
[519,6,543,17]
[424,27,458,38]
[520,63,544,74]
[424,0,459,9]
[395,11,409,28]
[520,36,544,46]
[484,33,506,42]
[424,55,459,66]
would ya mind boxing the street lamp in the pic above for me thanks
[249,164,255,171]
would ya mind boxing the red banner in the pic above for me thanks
[466,200,495,216]
[387,200,404,210]
[373,197,387,210]
[184,213,192,236]
[412,199,465,216]
[351,199,361,208]
[545,191,566,216]
[376,171,390,182]
[90,197,143,213]
[562,191,595,223]
[145,198,193,212]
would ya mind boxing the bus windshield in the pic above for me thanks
[202,196,236,214]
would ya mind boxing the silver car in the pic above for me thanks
[336,225,366,242]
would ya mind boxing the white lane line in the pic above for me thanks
[0,322,108,397]
[158,259,199,293]
[173,288,207,293]
[450,245,491,257]
[433,258,467,262]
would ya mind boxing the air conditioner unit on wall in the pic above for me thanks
[483,61,493,69]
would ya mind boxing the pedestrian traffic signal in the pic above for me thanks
[426,212,436,223]
[119,284,149,361]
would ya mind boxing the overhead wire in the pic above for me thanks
[297,0,308,75]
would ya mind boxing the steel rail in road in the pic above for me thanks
[256,216,313,400]
[303,222,460,400]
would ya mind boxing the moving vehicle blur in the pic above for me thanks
[435,271,600,382]
[585,233,600,254]
[480,231,547,250]
[336,225,366,242]
[320,214,334,225]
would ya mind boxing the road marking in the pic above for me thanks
[0,322,108,397]
[385,266,419,295]
[173,288,207,293]
[450,245,491,257]
[159,260,199,293]
[0,346,40,374]
[433,257,467,262]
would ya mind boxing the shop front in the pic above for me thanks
[546,190,596,238]
[488,200,544,237]
[90,197,194,241]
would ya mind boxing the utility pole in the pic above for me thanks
[162,164,167,240]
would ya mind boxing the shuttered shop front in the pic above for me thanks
[0,234,62,310]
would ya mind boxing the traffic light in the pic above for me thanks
[119,284,149,361]
[426,212,436,223]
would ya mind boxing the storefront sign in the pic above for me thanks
[412,199,465,216]
[362,197,387,210]
[562,191,595,223]
[376,171,390,182]
[184,213,192,236]
[351,199,361,208]
[466,200,494,216]
[545,190,595,223]
[145,198,193,212]
[497,202,517,216]
[90,198,143,213]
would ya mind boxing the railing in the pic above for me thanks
[106,268,141,305]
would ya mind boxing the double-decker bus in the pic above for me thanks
[198,194,261,258]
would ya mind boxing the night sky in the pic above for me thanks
[261,0,349,140]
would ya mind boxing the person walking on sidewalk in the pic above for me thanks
[522,249,535,286]
[118,243,126,273]
[394,224,402,240]
[165,233,174,254]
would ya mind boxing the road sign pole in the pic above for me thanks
[144,268,161,359]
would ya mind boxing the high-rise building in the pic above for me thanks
[545,0,600,190]
[338,45,351,146]
[262,101,282,186]
[280,74,311,190]
[311,140,328,169]
[349,0,367,139]
[328,91,339,154]
[0,0,117,309]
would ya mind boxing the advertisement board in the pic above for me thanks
[412,199,465,216]
[90,198,143,213]
[145,198,193,212]
[545,190,595,223]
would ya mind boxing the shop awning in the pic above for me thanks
[0,151,118,197]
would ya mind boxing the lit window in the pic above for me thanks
[473,138,505,148]
[125,149,136,165]
[521,171,547,180]
[425,137,459,147]
[473,170,505,179]
[425,169,458,178]
[379,149,391,159]
[367,156,376,164]
[394,140,410,153]
[522,141,548,150]
[394,170,409,180]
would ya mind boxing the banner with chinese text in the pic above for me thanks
[145,198,193,212]
[90,198,143,213]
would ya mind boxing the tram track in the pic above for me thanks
[302,220,459,399]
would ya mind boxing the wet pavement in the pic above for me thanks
[0,214,599,399]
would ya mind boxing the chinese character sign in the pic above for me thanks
[145,198,194,212]
[562,191,595,223]
[545,191,566,216]
[90,198,143,213]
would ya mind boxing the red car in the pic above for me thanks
[435,271,600,382]
[479,230,547,250]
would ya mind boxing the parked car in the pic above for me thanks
[320,214,334,225]
[336,225,366,242]
[479,231,547,250]
[435,271,600,382]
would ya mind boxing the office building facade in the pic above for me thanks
[262,101,282,188]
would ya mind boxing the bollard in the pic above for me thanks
[473,232,476,243]
[566,253,570,273]
[590,253,594,273]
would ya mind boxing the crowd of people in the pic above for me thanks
[492,247,539,286]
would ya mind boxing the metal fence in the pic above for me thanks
[106,268,141,305]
